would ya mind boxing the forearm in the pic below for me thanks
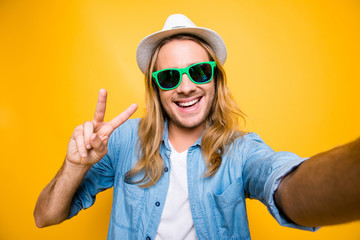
[34,159,91,228]
[275,137,360,227]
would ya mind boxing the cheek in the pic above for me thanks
[206,84,216,109]
[207,82,216,99]
[159,91,172,109]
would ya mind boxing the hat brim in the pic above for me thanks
[136,27,227,74]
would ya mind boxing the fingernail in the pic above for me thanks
[86,144,91,149]
[81,152,87,158]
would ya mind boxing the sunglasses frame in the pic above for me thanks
[152,61,216,90]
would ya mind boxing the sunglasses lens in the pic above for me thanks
[157,70,180,89]
[189,63,213,83]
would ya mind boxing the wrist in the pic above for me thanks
[63,158,92,176]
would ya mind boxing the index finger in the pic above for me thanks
[109,103,138,130]
[93,89,107,123]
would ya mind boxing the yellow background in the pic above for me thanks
[1,0,359,239]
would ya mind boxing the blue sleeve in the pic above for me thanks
[242,133,318,231]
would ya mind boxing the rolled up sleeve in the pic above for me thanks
[242,133,318,231]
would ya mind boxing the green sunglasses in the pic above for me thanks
[152,61,216,90]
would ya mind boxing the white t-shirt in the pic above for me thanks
[155,141,198,240]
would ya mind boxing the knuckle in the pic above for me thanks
[84,120,93,126]
[75,134,84,142]
[91,135,100,147]
[74,125,82,132]
[84,123,94,135]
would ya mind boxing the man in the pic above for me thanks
[34,14,360,239]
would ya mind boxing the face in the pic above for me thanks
[156,39,216,131]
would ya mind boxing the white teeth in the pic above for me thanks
[178,98,200,107]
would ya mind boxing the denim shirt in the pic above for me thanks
[68,118,316,239]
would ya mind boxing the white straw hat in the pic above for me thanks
[136,14,227,74]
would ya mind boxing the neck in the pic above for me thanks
[168,121,205,153]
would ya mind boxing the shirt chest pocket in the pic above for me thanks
[209,181,250,239]
[113,180,145,233]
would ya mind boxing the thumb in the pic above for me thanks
[89,133,108,162]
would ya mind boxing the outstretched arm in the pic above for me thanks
[34,89,137,228]
[275,137,360,227]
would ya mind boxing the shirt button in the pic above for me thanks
[155,201,160,207]
[146,236,151,240]
[164,167,168,172]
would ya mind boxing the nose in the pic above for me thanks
[176,73,196,95]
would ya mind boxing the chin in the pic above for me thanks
[172,116,208,130]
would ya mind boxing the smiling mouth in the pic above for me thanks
[176,97,201,108]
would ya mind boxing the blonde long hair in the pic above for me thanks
[125,35,246,187]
